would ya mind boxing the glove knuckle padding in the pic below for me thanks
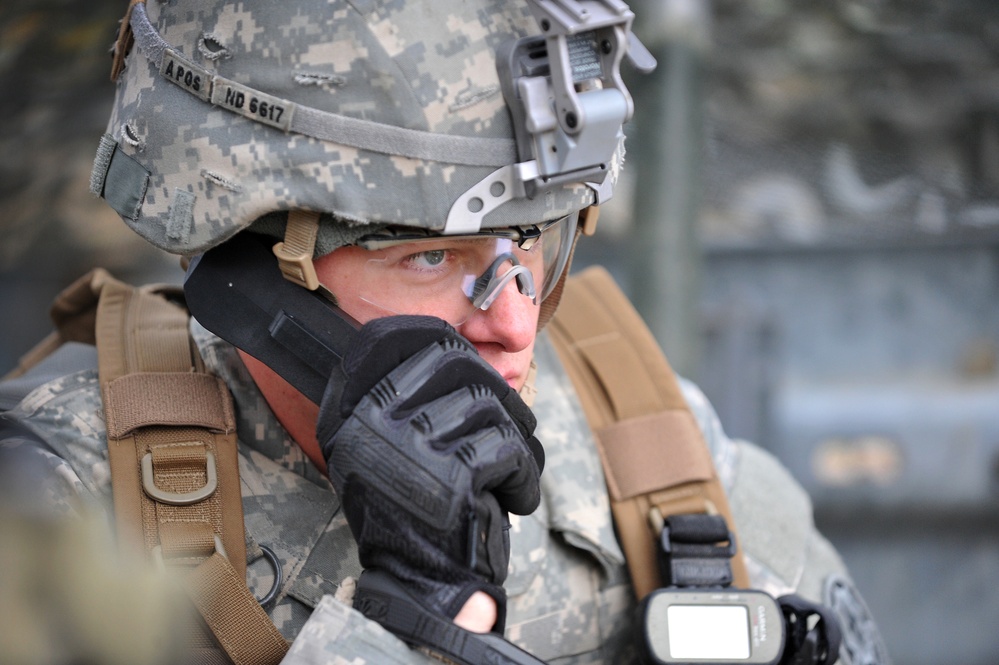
[317,315,542,624]
[339,315,472,410]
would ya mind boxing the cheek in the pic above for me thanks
[313,247,383,325]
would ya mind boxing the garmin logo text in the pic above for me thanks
[757,604,767,644]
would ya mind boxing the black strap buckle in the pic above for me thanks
[658,513,737,588]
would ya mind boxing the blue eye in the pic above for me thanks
[411,250,447,268]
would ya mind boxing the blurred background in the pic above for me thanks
[2,0,998,663]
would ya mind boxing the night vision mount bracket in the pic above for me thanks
[444,0,656,233]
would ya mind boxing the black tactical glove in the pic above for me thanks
[317,315,544,631]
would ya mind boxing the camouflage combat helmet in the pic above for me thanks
[90,0,652,260]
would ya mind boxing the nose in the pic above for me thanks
[467,253,536,311]
[458,270,539,355]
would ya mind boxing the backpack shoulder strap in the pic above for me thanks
[28,269,287,664]
[547,266,750,599]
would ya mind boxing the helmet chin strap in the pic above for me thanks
[272,210,339,303]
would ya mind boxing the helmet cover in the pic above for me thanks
[91,0,627,256]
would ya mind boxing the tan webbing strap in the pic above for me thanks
[547,266,749,600]
[188,553,291,665]
[94,277,288,665]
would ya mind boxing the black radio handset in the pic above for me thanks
[184,232,360,405]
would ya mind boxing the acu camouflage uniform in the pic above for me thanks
[0,318,867,664]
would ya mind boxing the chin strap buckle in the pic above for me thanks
[273,210,322,291]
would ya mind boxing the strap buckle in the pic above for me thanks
[141,450,218,505]
[272,209,322,291]
[656,513,737,588]
[273,241,320,291]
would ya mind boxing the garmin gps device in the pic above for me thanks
[638,513,841,665]
[639,588,785,665]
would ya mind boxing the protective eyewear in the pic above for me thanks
[354,211,578,326]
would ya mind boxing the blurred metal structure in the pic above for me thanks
[625,0,711,380]
[699,240,999,665]
[699,3,999,664]
[595,1,999,663]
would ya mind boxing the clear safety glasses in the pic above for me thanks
[354,211,579,326]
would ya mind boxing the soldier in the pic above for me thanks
[0,0,888,664]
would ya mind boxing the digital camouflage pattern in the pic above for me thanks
[95,0,600,256]
[502,335,637,663]
[0,317,872,664]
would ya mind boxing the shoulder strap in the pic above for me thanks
[32,269,288,665]
[547,266,749,599]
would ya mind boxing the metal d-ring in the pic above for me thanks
[141,450,218,505]
[252,545,283,607]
